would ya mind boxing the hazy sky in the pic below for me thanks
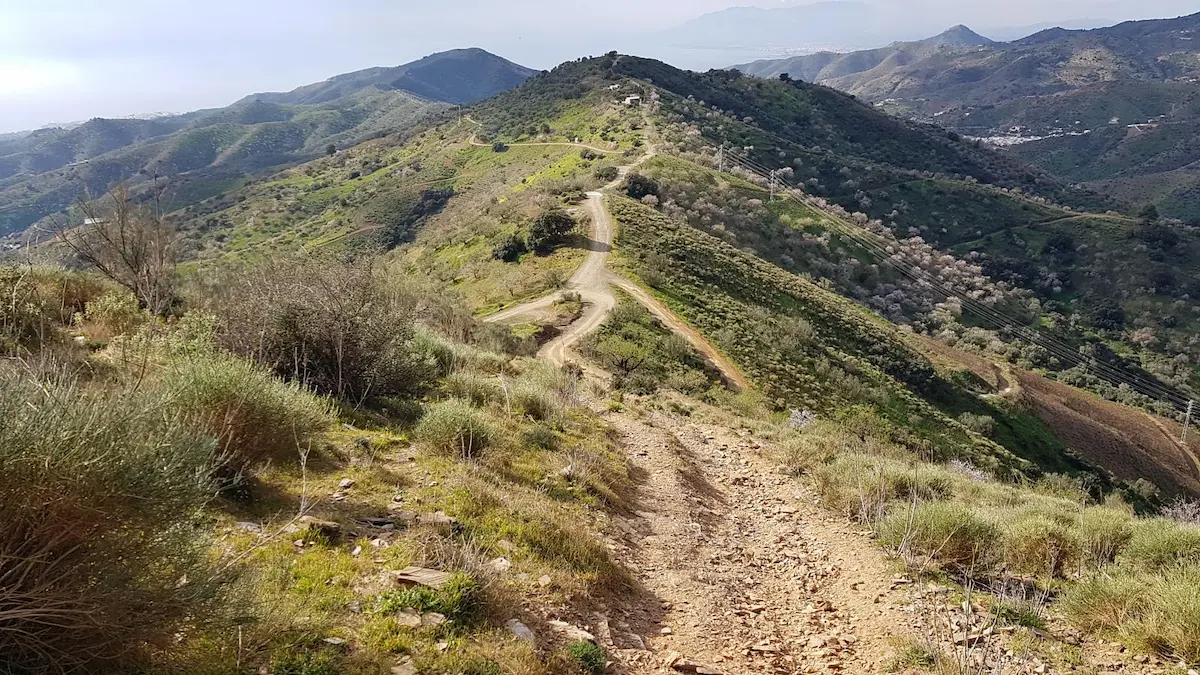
[1,0,1196,133]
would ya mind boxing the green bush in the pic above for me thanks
[1062,568,1200,662]
[1000,510,1078,578]
[417,400,498,458]
[878,502,1000,572]
[373,573,481,626]
[444,372,504,407]
[522,424,560,450]
[526,209,576,253]
[566,640,606,673]
[511,381,557,421]
[491,233,528,262]
[161,354,333,471]
[0,368,220,672]
[813,455,954,522]
[1118,518,1200,571]
[1078,507,1134,568]
[595,166,619,182]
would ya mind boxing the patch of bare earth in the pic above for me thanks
[593,406,914,674]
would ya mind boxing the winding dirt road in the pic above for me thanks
[482,145,748,390]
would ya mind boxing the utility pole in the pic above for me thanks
[716,146,725,173]
[769,170,779,202]
[1185,400,1194,443]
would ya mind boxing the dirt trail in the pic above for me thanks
[480,136,747,388]
[600,406,913,674]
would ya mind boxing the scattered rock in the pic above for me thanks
[487,557,511,573]
[666,652,724,674]
[395,610,423,628]
[351,546,363,557]
[505,618,535,642]
[392,566,454,589]
[298,516,342,541]
[421,612,446,627]
[660,627,673,635]
[234,521,262,534]
[391,657,415,675]
[356,517,396,528]
[547,619,595,642]
[537,574,552,587]
[339,478,356,489]
[322,637,346,645]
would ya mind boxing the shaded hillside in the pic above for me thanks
[240,48,539,106]
[0,49,536,239]
[734,12,1200,220]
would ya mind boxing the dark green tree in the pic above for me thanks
[623,173,660,200]
[325,143,336,156]
[526,209,576,253]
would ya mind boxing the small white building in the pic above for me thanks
[623,95,642,108]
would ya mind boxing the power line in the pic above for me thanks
[719,149,1191,411]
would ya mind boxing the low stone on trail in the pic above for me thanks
[391,566,454,589]
[547,619,596,642]
[505,618,536,642]
[665,652,724,674]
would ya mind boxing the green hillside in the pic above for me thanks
[0,49,537,240]
[735,13,1200,221]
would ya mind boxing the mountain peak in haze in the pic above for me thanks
[241,48,539,107]
[931,24,994,46]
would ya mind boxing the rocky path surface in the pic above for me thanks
[597,407,914,674]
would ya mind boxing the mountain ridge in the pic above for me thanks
[0,48,536,240]
[732,11,1200,220]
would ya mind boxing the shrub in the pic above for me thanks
[0,368,220,672]
[444,372,504,407]
[491,233,528,262]
[595,166,619,182]
[1000,510,1078,578]
[84,290,148,338]
[213,255,438,402]
[161,354,332,471]
[623,173,660,200]
[1062,568,1200,662]
[1117,518,1200,571]
[526,209,576,254]
[1078,507,1134,568]
[878,502,1000,572]
[1162,497,1200,526]
[522,424,559,450]
[511,381,557,421]
[813,455,953,523]
[417,400,498,458]
[1,266,106,354]
[566,640,606,673]
[1060,573,1144,632]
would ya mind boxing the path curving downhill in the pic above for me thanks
[481,143,748,390]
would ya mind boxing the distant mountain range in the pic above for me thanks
[0,49,535,238]
[658,1,1112,53]
[733,11,1200,222]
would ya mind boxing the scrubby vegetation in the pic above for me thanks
[0,241,631,673]
[761,408,1200,664]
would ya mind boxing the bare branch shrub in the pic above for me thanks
[207,254,437,403]
[56,187,178,316]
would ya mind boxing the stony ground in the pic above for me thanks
[525,396,1196,675]
[591,405,915,674]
